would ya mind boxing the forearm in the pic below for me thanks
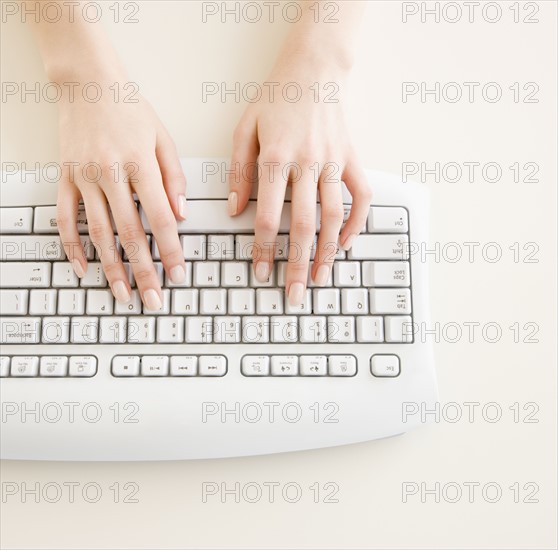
[23,0,125,83]
[273,1,366,77]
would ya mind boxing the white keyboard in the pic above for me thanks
[0,158,437,460]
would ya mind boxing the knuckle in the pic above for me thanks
[149,210,177,234]
[293,214,316,236]
[254,212,279,234]
[321,203,344,225]
[133,266,158,288]
[118,223,146,247]
[87,222,110,243]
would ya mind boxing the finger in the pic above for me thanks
[253,157,288,282]
[339,157,372,250]
[133,160,186,291]
[311,168,344,286]
[229,118,259,216]
[101,168,163,309]
[57,177,86,278]
[80,186,131,304]
[156,125,187,220]
[286,170,318,305]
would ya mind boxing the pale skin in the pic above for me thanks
[25,0,371,309]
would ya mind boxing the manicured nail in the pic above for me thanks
[228,192,238,216]
[112,280,131,304]
[314,265,330,287]
[178,195,187,219]
[71,259,85,278]
[170,265,186,284]
[341,234,357,251]
[288,282,305,306]
[255,261,270,282]
[144,289,162,310]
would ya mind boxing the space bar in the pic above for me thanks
[140,200,319,234]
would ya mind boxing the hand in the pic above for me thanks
[56,80,187,309]
[228,65,372,306]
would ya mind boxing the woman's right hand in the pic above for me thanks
[56,79,187,310]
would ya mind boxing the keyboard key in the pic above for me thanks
[313,289,340,314]
[300,355,327,376]
[128,316,156,343]
[285,289,311,314]
[362,261,410,287]
[70,317,99,343]
[10,356,39,377]
[328,355,357,376]
[271,316,298,343]
[165,262,192,288]
[80,263,107,287]
[0,236,65,261]
[241,355,270,376]
[156,317,184,343]
[114,290,142,314]
[334,262,361,287]
[185,316,213,343]
[0,262,51,288]
[0,356,10,377]
[112,356,140,377]
[214,316,241,343]
[170,356,197,376]
[56,289,85,315]
[236,235,255,260]
[0,289,28,315]
[348,235,409,260]
[368,207,408,233]
[327,316,355,343]
[0,207,33,234]
[0,317,41,343]
[371,355,400,377]
[370,289,411,314]
[356,316,384,343]
[86,289,114,315]
[141,356,169,376]
[300,316,327,343]
[249,263,275,287]
[143,289,170,315]
[207,235,234,260]
[40,356,69,377]
[229,289,255,314]
[42,316,70,344]
[242,316,270,343]
[200,289,226,314]
[69,356,97,377]
[341,288,368,314]
[171,289,199,315]
[271,355,298,376]
[181,235,206,260]
[385,316,414,343]
[194,262,220,287]
[222,262,248,287]
[52,262,79,287]
[199,355,227,376]
[99,317,127,343]
[256,289,283,314]
[34,205,89,234]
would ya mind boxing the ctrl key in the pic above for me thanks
[112,356,140,377]
[370,355,400,377]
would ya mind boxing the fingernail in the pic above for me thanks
[71,259,85,278]
[144,289,162,310]
[255,261,270,282]
[314,265,330,287]
[228,192,238,216]
[112,280,131,304]
[341,234,357,251]
[288,282,305,306]
[170,265,186,284]
[178,195,187,219]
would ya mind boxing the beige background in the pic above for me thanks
[1,1,557,548]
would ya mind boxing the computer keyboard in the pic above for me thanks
[0,158,437,460]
